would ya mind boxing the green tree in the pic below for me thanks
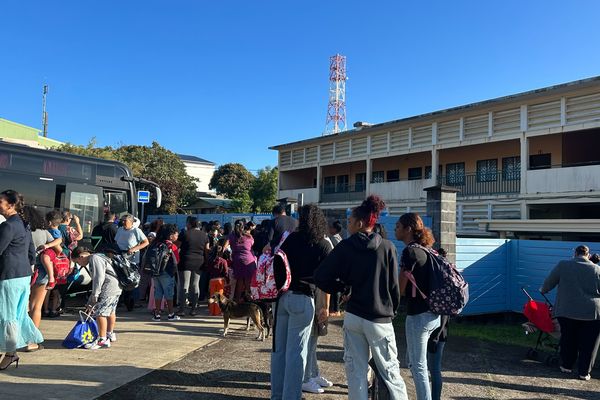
[56,140,197,214]
[231,191,254,213]
[251,166,278,212]
[209,163,255,199]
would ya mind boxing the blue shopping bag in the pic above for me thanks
[62,310,99,349]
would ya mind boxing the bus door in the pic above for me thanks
[65,183,104,237]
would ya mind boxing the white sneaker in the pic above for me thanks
[302,380,324,394]
[86,337,111,350]
[107,332,117,342]
[579,374,591,381]
[313,376,333,388]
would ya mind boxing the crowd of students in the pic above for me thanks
[1,187,598,399]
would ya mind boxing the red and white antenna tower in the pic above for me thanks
[324,54,347,135]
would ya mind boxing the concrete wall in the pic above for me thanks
[279,188,319,204]
[371,152,431,180]
[526,164,600,194]
[322,161,366,185]
[439,140,520,173]
[183,162,216,193]
[529,134,562,166]
[279,167,317,190]
[370,178,435,201]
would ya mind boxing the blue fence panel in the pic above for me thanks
[509,240,600,313]
[456,238,509,315]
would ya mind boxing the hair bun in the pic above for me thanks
[362,195,385,214]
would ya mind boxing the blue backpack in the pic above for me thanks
[404,243,469,316]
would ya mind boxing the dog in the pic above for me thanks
[240,291,274,339]
[208,293,266,341]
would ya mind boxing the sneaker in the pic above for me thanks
[189,308,197,316]
[313,376,333,388]
[86,337,111,350]
[152,314,161,322]
[579,374,591,381]
[560,366,572,373]
[176,308,186,317]
[302,380,324,394]
[168,313,181,321]
[107,332,117,342]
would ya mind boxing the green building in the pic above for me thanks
[0,117,63,148]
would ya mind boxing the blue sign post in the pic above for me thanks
[138,190,150,223]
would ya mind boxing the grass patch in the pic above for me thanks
[393,313,540,348]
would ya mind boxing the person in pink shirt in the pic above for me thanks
[227,220,256,302]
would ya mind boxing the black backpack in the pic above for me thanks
[142,242,173,277]
[368,358,391,400]
[106,254,140,291]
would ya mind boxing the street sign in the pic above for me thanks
[137,190,150,204]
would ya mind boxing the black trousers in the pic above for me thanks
[557,317,600,376]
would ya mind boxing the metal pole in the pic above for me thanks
[141,202,145,224]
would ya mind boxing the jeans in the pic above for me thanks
[153,273,175,300]
[427,341,446,400]
[177,270,200,308]
[343,312,408,400]
[303,331,319,383]
[271,292,314,400]
[405,312,440,400]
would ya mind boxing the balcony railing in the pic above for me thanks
[441,170,520,197]
[321,183,366,203]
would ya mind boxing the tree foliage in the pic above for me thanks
[209,163,255,199]
[56,139,197,214]
[251,167,278,213]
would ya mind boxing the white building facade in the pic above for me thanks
[270,76,600,241]
[178,154,216,194]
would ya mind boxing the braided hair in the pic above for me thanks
[351,195,385,229]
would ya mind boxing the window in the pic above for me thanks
[502,156,521,181]
[355,173,366,192]
[529,153,551,170]
[445,162,465,186]
[408,167,422,180]
[337,175,349,192]
[476,159,498,182]
[323,176,335,193]
[386,170,400,182]
[425,165,442,179]
[69,192,100,235]
[372,171,384,183]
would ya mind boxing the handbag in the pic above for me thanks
[62,310,99,349]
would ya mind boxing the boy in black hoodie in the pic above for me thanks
[315,196,407,400]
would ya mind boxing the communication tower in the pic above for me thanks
[42,84,49,137]
[324,54,347,135]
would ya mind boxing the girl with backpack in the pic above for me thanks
[149,224,180,322]
[270,204,332,400]
[315,196,407,400]
[395,212,441,400]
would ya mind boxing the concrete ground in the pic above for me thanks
[0,305,222,400]
[100,318,600,400]
[2,306,599,400]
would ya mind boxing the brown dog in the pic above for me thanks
[208,293,266,341]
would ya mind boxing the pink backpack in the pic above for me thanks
[250,231,291,300]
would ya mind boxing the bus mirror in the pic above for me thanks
[155,187,162,209]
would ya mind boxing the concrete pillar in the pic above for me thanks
[431,147,439,185]
[425,184,460,264]
[520,134,528,195]
[366,157,372,195]
[316,164,322,203]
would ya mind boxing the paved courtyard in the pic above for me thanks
[1,306,599,400]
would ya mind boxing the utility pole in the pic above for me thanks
[42,84,48,137]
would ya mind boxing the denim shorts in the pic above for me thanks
[94,295,120,317]
[34,265,49,286]
[153,273,175,300]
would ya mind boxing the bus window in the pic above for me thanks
[66,183,104,237]
[104,191,129,217]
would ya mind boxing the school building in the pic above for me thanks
[270,76,600,241]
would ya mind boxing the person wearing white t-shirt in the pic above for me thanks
[114,214,149,264]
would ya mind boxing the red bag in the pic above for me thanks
[43,249,71,285]
[523,300,554,333]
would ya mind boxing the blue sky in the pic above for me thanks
[2,1,600,172]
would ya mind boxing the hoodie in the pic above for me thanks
[314,232,401,323]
